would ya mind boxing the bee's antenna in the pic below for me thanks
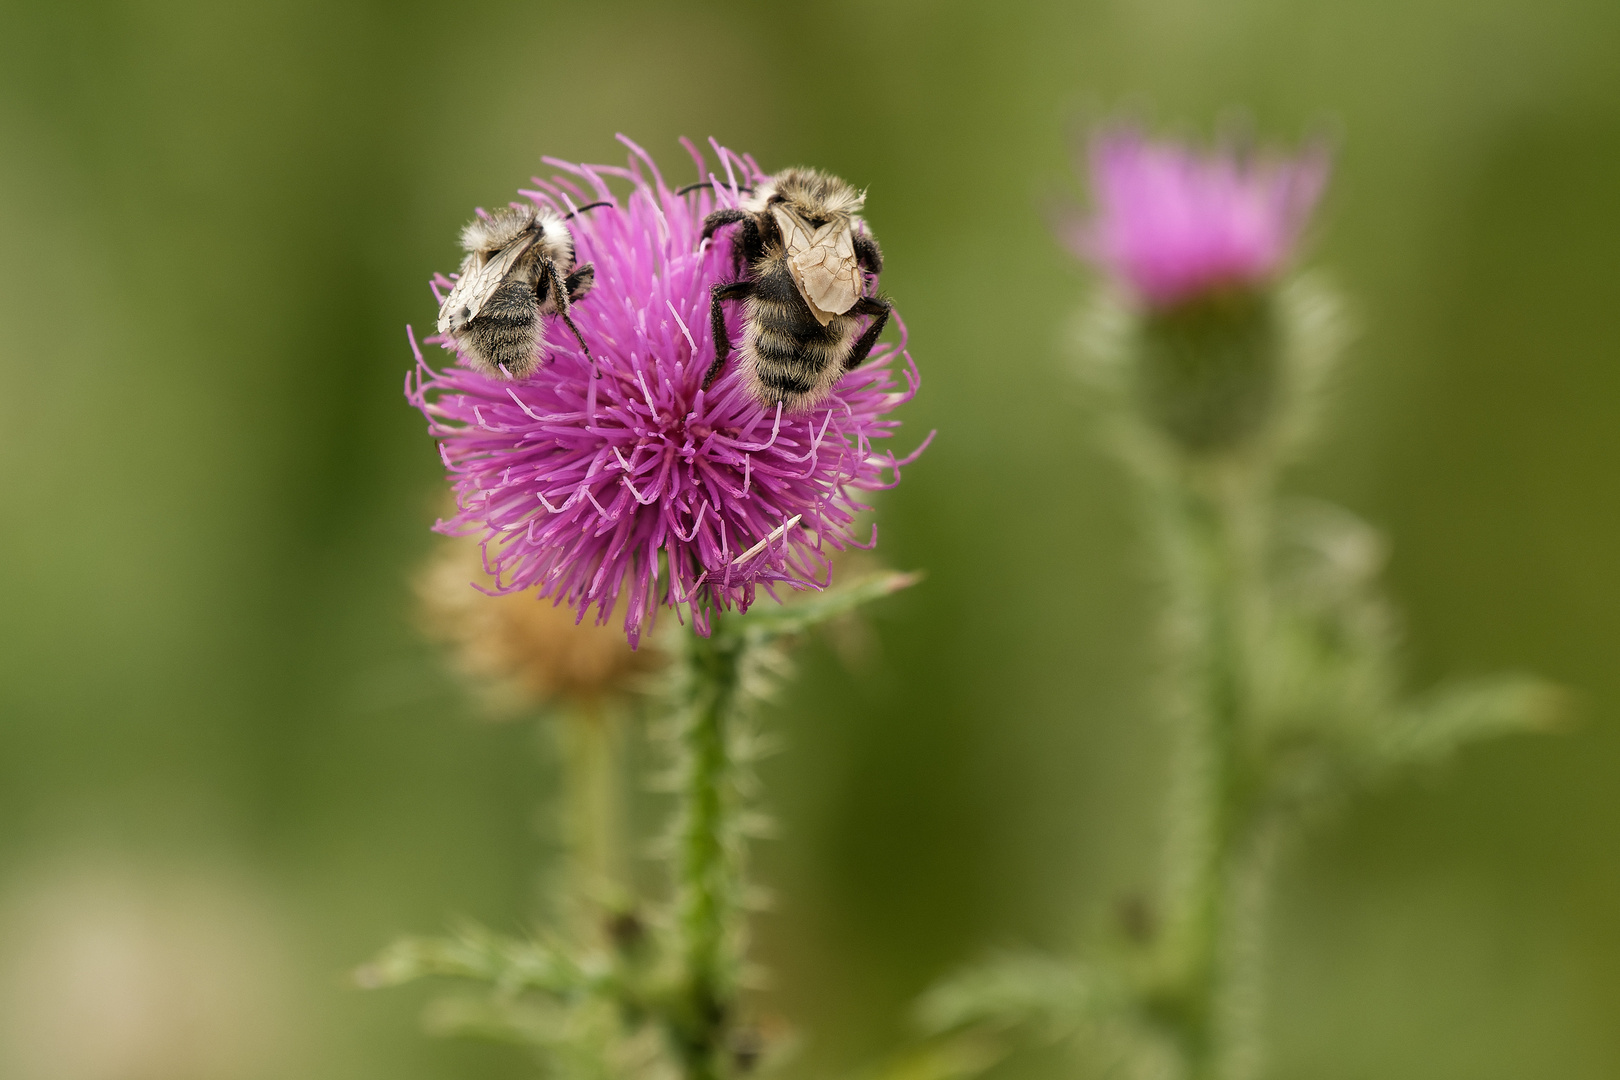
[563,201,613,219]
[675,180,755,197]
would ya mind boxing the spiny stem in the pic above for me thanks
[657,577,918,1080]
[671,616,746,1080]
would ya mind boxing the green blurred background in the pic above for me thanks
[3,1,1619,1077]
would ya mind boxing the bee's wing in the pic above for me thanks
[773,207,861,326]
[435,233,538,335]
[772,206,815,260]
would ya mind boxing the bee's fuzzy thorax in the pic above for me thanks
[460,205,575,265]
[745,168,866,220]
[460,206,531,253]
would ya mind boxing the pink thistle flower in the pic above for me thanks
[1072,128,1329,307]
[406,137,928,647]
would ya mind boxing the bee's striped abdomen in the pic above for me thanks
[741,258,856,408]
[462,277,543,376]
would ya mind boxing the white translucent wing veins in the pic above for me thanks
[773,205,814,262]
[772,206,829,324]
[434,232,538,335]
[773,206,860,326]
[807,223,861,316]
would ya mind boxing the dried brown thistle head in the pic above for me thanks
[415,536,656,713]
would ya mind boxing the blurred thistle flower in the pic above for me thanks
[1072,128,1328,309]
[408,137,927,647]
[416,534,652,712]
[1068,127,1332,454]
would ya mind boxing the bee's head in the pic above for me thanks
[531,206,576,265]
[757,168,865,229]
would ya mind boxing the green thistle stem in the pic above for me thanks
[1155,461,1268,1080]
[659,576,919,1080]
[1211,814,1282,1080]
[670,615,746,1080]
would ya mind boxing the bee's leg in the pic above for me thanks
[843,296,893,370]
[701,210,762,278]
[705,281,754,388]
[564,262,595,302]
[853,232,884,275]
[733,216,764,279]
[540,258,596,371]
[700,208,748,243]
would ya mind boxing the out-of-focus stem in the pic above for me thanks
[1211,813,1282,1080]
[1154,461,1267,1080]
[559,702,626,928]
[669,616,745,1080]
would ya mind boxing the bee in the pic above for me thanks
[436,200,608,379]
[695,168,890,412]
